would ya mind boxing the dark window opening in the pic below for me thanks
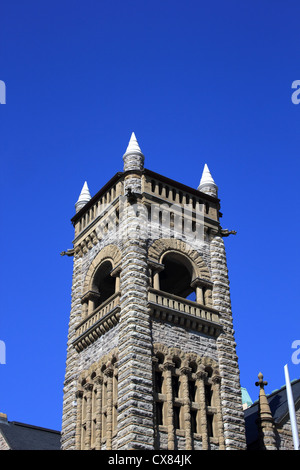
[172,376,180,398]
[207,414,213,437]
[92,261,116,308]
[191,410,197,434]
[205,384,212,407]
[155,371,163,394]
[159,253,194,299]
[156,402,163,425]
[189,380,196,402]
[173,406,180,430]
[202,287,206,305]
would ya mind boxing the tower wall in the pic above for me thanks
[61,134,246,451]
[211,234,246,449]
[117,170,155,450]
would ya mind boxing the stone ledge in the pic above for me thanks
[148,301,222,337]
[73,306,120,352]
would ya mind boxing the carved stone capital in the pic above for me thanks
[104,362,114,377]
[148,259,165,273]
[81,290,101,305]
[163,356,175,371]
[94,375,104,386]
[76,390,83,399]
[190,277,213,289]
[83,382,93,393]
[110,264,122,277]
[179,365,191,376]
[195,365,207,380]
[212,374,221,385]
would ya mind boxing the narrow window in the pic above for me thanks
[156,402,163,426]
[205,384,212,407]
[189,380,196,402]
[172,375,180,398]
[191,410,197,434]
[173,406,180,429]
[207,414,213,437]
[155,371,163,394]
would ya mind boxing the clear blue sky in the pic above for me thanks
[1,1,300,432]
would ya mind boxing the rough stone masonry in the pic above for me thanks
[60,133,246,450]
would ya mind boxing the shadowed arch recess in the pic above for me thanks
[83,244,122,293]
[148,238,211,281]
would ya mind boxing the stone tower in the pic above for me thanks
[61,133,246,450]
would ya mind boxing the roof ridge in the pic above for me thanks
[246,377,300,408]
[10,421,60,433]
[268,377,300,397]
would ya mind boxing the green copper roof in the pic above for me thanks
[241,387,253,407]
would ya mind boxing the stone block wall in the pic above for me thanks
[61,137,246,450]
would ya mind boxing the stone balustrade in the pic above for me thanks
[74,292,121,351]
[148,288,221,336]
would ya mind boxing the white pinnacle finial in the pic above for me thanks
[198,164,218,196]
[124,132,143,156]
[123,132,144,172]
[75,181,91,212]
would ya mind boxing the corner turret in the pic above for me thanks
[123,132,144,172]
[75,181,91,213]
[198,164,218,197]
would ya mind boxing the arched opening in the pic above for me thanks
[159,252,195,300]
[92,260,116,309]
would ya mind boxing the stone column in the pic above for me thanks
[94,375,103,450]
[212,373,225,449]
[153,271,160,290]
[84,382,93,450]
[111,265,121,293]
[180,363,192,450]
[104,363,114,450]
[88,291,101,315]
[163,358,175,450]
[81,299,88,318]
[204,288,212,307]
[113,370,118,434]
[196,367,208,450]
[190,278,204,305]
[115,274,120,293]
[75,389,83,449]
[196,286,204,304]
[149,261,164,291]
[81,290,101,317]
